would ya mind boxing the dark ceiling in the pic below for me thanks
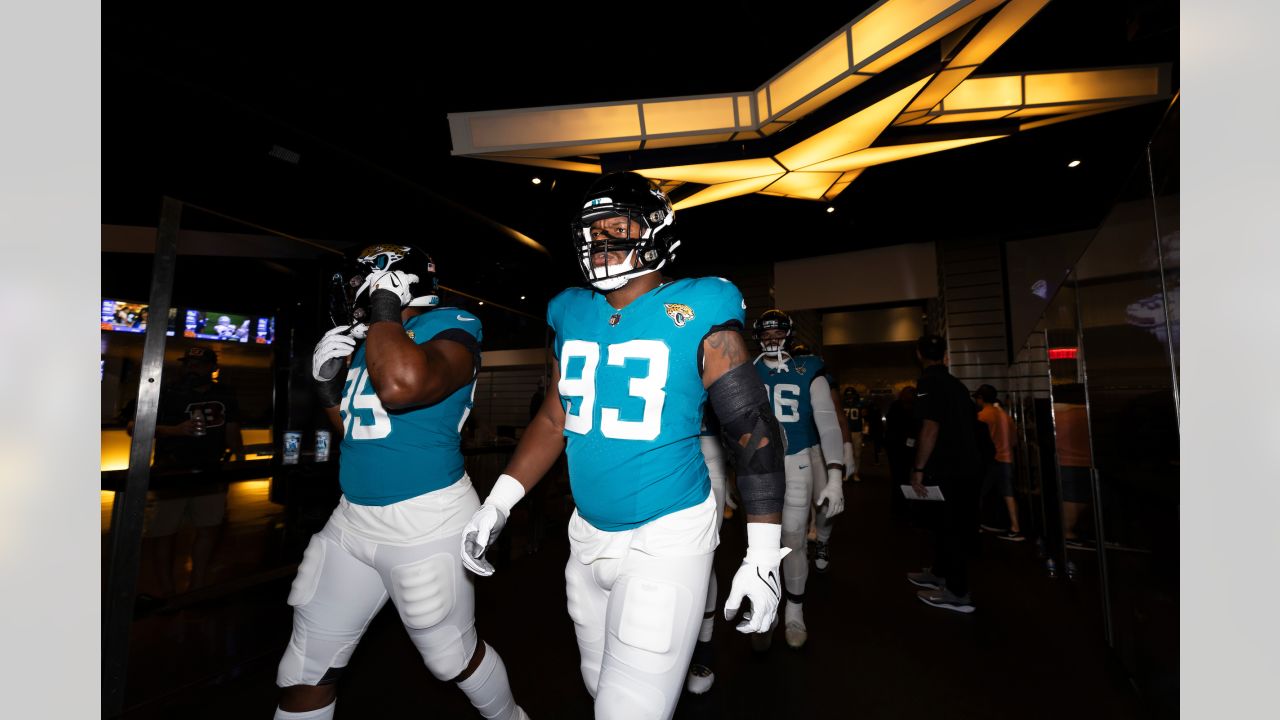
[103,1,1178,308]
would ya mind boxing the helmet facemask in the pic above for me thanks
[753,310,794,368]
[574,211,663,291]
[570,175,679,292]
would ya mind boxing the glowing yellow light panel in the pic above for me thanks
[776,76,931,171]
[634,158,788,186]
[950,0,1051,67]
[447,2,1171,211]
[674,175,787,211]
[822,169,866,201]
[805,135,1007,173]
[765,171,845,200]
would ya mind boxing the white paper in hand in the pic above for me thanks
[900,485,946,501]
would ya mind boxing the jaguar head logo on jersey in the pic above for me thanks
[571,172,680,293]
[328,243,440,327]
[665,303,695,328]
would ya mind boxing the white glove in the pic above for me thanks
[368,270,420,307]
[460,474,527,577]
[843,441,855,481]
[816,469,845,519]
[312,325,362,381]
[724,523,792,634]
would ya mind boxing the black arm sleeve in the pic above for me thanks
[316,373,344,408]
[708,362,785,516]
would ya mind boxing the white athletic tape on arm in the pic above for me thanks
[486,474,527,518]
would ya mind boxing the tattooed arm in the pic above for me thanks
[701,328,749,387]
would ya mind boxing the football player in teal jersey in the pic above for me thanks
[461,172,789,720]
[752,310,847,649]
[274,245,526,720]
[789,342,855,573]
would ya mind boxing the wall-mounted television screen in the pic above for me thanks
[101,299,176,335]
[102,299,272,344]
[184,308,275,344]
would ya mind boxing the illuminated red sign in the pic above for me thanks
[1048,347,1078,360]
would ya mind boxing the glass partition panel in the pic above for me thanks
[1072,102,1179,714]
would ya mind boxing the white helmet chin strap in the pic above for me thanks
[756,350,792,373]
[585,249,658,291]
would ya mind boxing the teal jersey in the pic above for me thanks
[549,277,746,530]
[337,308,481,506]
[755,354,826,455]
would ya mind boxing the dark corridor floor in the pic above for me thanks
[121,457,1144,719]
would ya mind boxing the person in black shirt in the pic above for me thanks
[884,386,917,519]
[127,346,244,597]
[905,335,980,614]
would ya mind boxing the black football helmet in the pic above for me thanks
[842,387,861,409]
[328,243,439,327]
[789,340,813,356]
[570,172,679,291]
[752,309,793,355]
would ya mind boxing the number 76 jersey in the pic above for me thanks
[548,277,746,531]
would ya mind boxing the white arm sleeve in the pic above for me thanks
[810,374,844,470]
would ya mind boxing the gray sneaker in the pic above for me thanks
[907,567,944,589]
[917,587,975,614]
[814,541,830,573]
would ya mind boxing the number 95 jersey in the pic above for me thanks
[548,277,746,531]
[338,308,481,506]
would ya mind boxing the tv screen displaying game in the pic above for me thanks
[100,299,176,336]
[183,308,274,344]
[102,299,272,344]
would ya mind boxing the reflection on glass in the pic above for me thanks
[1067,100,1179,713]
[1051,382,1093,547]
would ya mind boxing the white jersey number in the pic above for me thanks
[341,367,392,440]
[560,339,669,441]
[768,383,801,422]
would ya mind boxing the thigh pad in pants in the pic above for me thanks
[278,530,389,687]
[388,550,475,680]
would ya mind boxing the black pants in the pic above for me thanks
[933,474,979,596]
[887,446,912,517]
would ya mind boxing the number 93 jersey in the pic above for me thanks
[337,308,481,506]
[755,354,826,456]
[548,277,746,531]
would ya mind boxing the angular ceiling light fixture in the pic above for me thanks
[448,0,1171,209]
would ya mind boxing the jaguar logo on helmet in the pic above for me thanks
[329,243,440,327]
[665,303,695,328]
[358,244,408,270]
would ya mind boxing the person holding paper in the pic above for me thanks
[905,335,983,614]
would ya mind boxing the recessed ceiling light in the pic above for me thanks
[478,301,485,306]
[520,295,526,300]
[826,206,836,213]
[531,177,542,185]
[1068,160,1081,168]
